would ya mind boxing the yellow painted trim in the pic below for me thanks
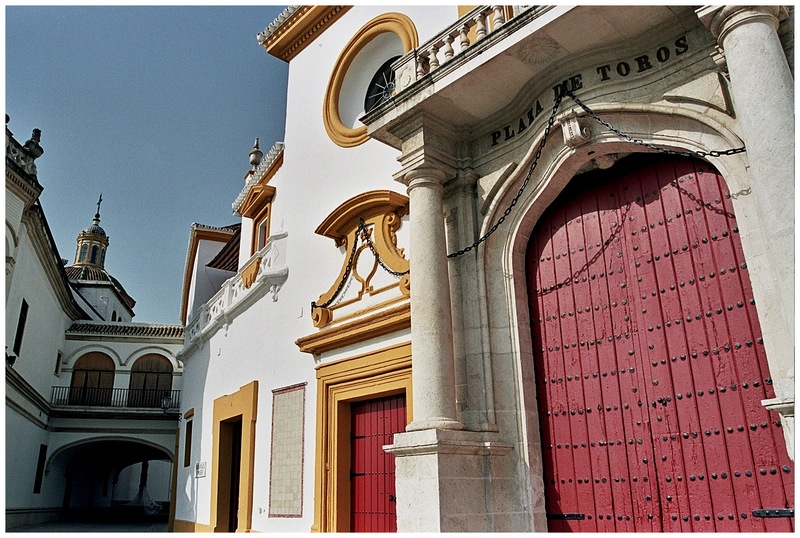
[183,407,195,420]
[239,184,276,220]
[180,227,238,324]
[312,342,412,532]
[323,12,418,148]
[315,190,408,244]
[296,301,410,355]
[210,381,258,533]
[172,519,214,532]
[263,6,352,62]
[241,256,262,289]
[307,190,410,333]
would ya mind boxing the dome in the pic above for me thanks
[82,213,107,238]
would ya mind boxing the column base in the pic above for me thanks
[406,417,464,431]
[385,428,521,532]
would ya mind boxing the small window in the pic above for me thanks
[183,420,193,467]
[111,311,117,322]
[90,245,99,264]
[33,444,47,493]
[364,55,400,113]
[54,351,63,376]
[251,204,272,255]
[80,244,88,262]
[257,215,269,251]
[13,299,29,356]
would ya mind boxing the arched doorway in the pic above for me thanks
[128,354,173,408]
[70,353,115,406]
[526,154,793,531]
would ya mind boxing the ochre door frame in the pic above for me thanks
[210,380,258,532]
[312,342,412,532]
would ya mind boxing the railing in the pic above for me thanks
[184,231,288,350]
[391,5,543,95]
[50,386,181,410]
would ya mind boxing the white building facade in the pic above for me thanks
[175,5,794,532]
[5,119,184,529]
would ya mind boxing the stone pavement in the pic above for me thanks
[10,518,168,533]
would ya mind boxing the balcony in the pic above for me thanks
[183,230,289,354]
[50,386,181,411]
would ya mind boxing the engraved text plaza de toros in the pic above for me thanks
[490,36,690,147]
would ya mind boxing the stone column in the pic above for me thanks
[697,5,794,457]
[403,167,463,431]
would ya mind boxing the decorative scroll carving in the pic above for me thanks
[304,190,411,344]
[558,108,591,148]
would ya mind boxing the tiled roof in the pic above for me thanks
[67,322,184,339]
[64,265,136,309]
[64,265,110,282]
[257,6,299,45]
[207,225,240,272]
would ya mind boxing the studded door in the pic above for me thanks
[527,154,793,532]
[350,393,405,532]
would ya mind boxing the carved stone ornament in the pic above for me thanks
[557,108,591,149]
[296,190,411,356]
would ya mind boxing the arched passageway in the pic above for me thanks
[50,439,173,523]
[526,154,793,531]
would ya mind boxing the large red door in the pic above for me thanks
[350,393,406,532]
[527,154,793,532]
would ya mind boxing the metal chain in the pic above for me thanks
[447,87,747,259]
[447,89,566,258]
[311,220,364,311]
[563,88,747,158]
[311,219,408,311]
[364,225,410,278]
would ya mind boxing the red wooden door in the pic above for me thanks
[350,393,406,532]
[527,154,793,532]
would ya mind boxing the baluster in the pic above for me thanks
[492,5,506,28]
[441,34,455,61]
[459,23,471,51]
[428,44,440,71]
[475,12,487,40]
[416,51,427,78]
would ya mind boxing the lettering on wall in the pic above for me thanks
[490,36,690,147]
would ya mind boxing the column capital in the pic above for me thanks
[697,5,782,45]
[401,166,450,191]
[392,111,458,187]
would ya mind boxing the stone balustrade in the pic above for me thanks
[392,6,538,94]
[184,231,289,350]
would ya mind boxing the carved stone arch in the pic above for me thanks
[472,104,757,525]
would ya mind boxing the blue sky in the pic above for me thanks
[6,5,289,324]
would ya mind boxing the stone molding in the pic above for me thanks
[385,427,513,457]
[697,5,782,44]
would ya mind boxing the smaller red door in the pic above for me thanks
[350,393,406,532]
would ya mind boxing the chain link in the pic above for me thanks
[447,89,566,258]
[447,87,747,259]
[311,219,408,311]
[563,88,746,158]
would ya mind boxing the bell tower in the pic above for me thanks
[73,194,109,269]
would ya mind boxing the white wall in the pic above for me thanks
[176,6,459,532]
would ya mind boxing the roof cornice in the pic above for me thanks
[259,5,351,62]
[23,206,89,320]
